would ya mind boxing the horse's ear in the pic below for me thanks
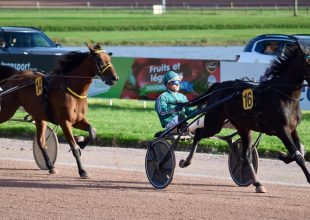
[94,43,101,50]
[85,42,94,52]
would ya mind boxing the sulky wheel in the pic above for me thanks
[145,138,176,189]
[228,138,259,187]
[33,125,59,170]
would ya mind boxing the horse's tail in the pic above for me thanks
[186,82,221,107]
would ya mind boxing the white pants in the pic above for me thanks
[166,116,205,134]
[165,115,180,129]
[188,117,205,134]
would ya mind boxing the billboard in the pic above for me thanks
[2,54,310,109]
[0,54,220,101]
[117,58,220,101]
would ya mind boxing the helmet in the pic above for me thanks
[163,71,183,85]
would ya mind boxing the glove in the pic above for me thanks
[175,103,184,112]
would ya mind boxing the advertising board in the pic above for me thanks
[117,58,220,101]
[2,54,309,109]
[0,54,220,101]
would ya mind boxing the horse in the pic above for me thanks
[180,43,310,193]
[0,43,119,178]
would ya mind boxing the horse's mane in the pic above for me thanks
[52,52,89,75]
[268,45,302,77]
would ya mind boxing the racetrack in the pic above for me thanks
[1,137,310,219]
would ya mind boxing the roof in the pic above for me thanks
[243,34,310,52]
[0,26,41,32]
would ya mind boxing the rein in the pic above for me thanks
[272,88,301,102]
[65,49,113,99]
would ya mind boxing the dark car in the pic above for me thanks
[0,26,76,55]
[236,34,310,63]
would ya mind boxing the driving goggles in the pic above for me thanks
[168,80,181,86]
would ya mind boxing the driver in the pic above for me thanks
[155,71,204,135]
[264,41,279,55]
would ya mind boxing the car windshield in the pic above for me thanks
[4,32,55,48]
[297,38,310,54]
[253,40,286,56]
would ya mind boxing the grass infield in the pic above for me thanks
[0,8,309,45]
[1,98,310,160]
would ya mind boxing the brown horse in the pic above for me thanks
[0,43,119,178]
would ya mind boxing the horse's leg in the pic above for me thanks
[0,101,19,123]
[60,120,89,178]
[239,130,266,193]
[278,129,305,164]
[73,118,96,149]
[277,130,310,183]
[179,112,224,168]
[293,130,305,156]
[34,119,59,174]
[179,132,200,168]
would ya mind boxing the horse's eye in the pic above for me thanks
[96,56,103,63]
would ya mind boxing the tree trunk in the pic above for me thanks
[294,0,298,16]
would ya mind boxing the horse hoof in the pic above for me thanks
[80,172,90,179]
[179,159,186,168]
[256,186,267,193]
[49,168,59,175]
[179,159,190,168]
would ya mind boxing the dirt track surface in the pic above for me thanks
[1,138,310,219]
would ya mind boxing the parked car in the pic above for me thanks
[236,34,310,63]
[0,26,77,55]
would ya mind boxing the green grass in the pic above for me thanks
[47,28,310,46]
[0,8,309,45]
[1,98,310,159]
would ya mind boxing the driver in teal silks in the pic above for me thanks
[155,71,200,133]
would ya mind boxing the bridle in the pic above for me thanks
[303,55,310,82]
[66,49,115,99]
[305,55,310,65]
[92,49,113,76]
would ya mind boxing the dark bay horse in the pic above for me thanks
[0,43,119,178]
[182,44,310,192]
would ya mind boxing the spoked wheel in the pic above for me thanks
[228,138,259,187]
[145,138,176,189]
[33,125,59,170]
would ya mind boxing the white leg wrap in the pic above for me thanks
[188,117,205,134]
[292,150,303,159]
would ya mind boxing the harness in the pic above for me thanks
[42,74,56,124]
[40,49,114,123]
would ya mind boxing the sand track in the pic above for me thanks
[0,138,310,219]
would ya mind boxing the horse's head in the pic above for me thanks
[298,41,310,85]
[304,54,310,84]
[87,43,119,86]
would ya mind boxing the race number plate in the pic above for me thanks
[35,76,43,96]
[242,88,253,110]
